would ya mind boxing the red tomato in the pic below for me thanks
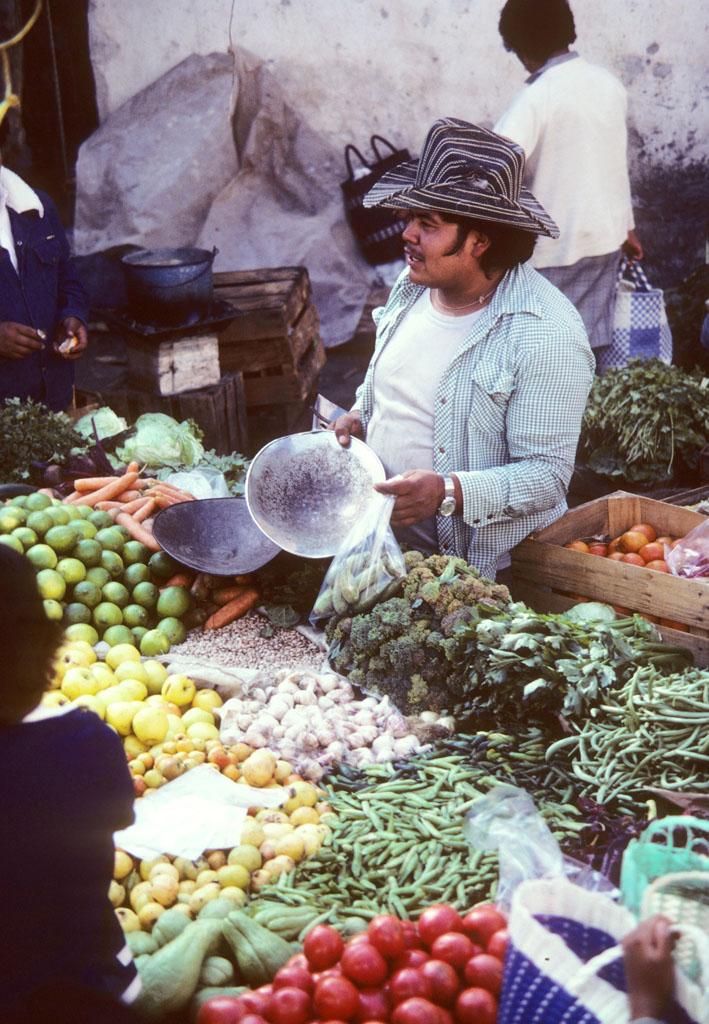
[388,968,433,1004]
[391,997,441,1024]
[430,933,477,972]
[486,929,509,961]
[305,925,345,971]
[417,906,463,949]
[273,965,314,994]
[348,933,375,947]
[461,907,507,948]
[196,996,247,1023]
[368,915,407,960]
[355,987,390,1022]
[454,988,497,1024]
[240,1017,268,1024]
[269,988,312,1024]
[393,950,429,972]
[401,920,423,949]
[287,954,310,971]
[437,1011,453,1024]
[314,977,359,1022]
[239,992,272,1017]
[341,942,389,988]
[463,955,503,997]
[419,960,459,1008]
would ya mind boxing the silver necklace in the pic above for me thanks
[435,285,497,311]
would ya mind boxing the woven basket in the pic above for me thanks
[642,872,709,984]
[620,816,709,915]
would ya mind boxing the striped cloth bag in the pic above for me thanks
[498,878,708,1024]
[597,259,673,373]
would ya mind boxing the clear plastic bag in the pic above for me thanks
[666,518,709,579]
[309,492,406,626]
[464,785,618,911]
[164,467,230,499]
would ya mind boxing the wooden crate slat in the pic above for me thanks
[219,303,321,375]
[243,336,326,407]
[214,267,311,342]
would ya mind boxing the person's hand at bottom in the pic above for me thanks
[376,470,443,526]
[622,915,676,1021]
[54,317,88,360]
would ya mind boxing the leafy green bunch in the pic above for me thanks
[0,398,84,483]
[580,359,708,483]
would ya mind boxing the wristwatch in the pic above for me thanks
[437,476,457,517]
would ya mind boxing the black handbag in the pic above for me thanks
[340,134,411,265]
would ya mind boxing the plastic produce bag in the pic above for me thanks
[163,467,230,499]
[310,491,405,625]
[464,785,617,911]
[116,412,204,468]
[666,518,709,579]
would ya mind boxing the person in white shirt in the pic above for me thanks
[494,0,643,358]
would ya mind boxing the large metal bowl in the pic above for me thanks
[245,431,386,558]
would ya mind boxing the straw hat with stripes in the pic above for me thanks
[363,118,559,238]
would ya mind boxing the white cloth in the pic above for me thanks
[494,56,634,269]
[366,292,483,551]
[0,166,44,271]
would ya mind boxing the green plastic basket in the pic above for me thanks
[620,816,709,916]
[642,872,709,983]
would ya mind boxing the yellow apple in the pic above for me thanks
[108,880,125,908]
[41,690,70,708]
[124,735,148,758]
[90,662,116,690]
[180,707,214,730]
[115,907,140,932]
[186,721,220,742]
[142,659,169,695]
[105,643,142,671]
[116,679,148,702]
[114,661,150,685]
[61,666,99,700]
[132,706,169,745]
[192,688,223,712]
[114,849,134,880]
[105,700,142,736]
[161,674,196,707]
[72,693,105,718]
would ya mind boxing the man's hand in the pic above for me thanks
[622,915,676,1021]
[375,470,443,526]
[329,411,363,447]
[622,230,644,263]
[54,316,88,360]
[0,321,45,360]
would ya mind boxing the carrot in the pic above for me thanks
[162,572,194,589]
[125,461,140,474]
[95,500,123,510]
[133,499,156,523]
[77,471,140,508]
[38,487,57,497]
[212,585,248,606]
[114,488,141,503]
[75,475,121,492]
[117,495,151,515]
[115,511,160,551]
[203,587,260,629]
[63,490,82,503]
[152,492,186,509]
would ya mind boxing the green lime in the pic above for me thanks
[102,581,130,608]
[72,580,103,608]
[93,602,123,630]
[36,568,67,600]
[46,505,72,526]
[62,505,81,521]
[132,581,159,609]
[156,617,187,645]
[95,527,125,552]
[0,534,24,553]
[100,550,124,579]
[25,492,53,511]
[88,510,114,530]
[10,495,29,508]
[140,628,171,656]
[122,540,150,565]
[56,557,87,585]
[102,624,136,647]
[26,510,53,536]
[63,602,92,625]
[0,510,22,533]
[73,538,103,567]
[131,626,149,643]
[26,543,58,570]
[148,551,180,581]
[156,586,190,618]
[11,526,38,549]
[44,525,77,554]
[123,562,150,588]
[43,598,64,621]
[85,566,110,588]
[122,603,150,628]
[64,622,99,645]
[71,503,93,518]
[69,519,97,540]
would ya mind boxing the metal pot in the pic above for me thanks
[120,247,218,325]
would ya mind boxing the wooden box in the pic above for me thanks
[75,373,248,457]
[125,332,221,395]
[510,491,709,665]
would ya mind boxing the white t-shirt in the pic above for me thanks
[494,55,634,269]
[366,292,483,551]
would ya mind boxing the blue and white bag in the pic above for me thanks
[597,259,673,373]
[498,878,708,1024]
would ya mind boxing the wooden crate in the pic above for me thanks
[75,373,248,457]
[214,267,311,343]
[242,331,326,407]
[125,332,221,395]
[510,491,709,665]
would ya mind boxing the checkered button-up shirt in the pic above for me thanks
[354,262,594,579]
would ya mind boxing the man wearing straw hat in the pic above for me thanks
[332,118,594,582]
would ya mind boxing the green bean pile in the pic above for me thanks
[548,666,709,813]
[257,750,585,927]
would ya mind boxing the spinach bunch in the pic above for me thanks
[580,359,708,483]
[0,398,84,483]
